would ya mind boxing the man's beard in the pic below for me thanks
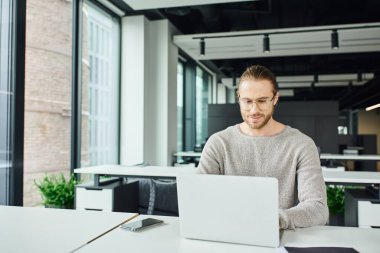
[242,107,274,130]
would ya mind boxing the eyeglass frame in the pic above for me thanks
[238,95,276,111]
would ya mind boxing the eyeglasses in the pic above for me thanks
[238,95,275,111]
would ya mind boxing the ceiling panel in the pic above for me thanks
[122,0,255,10]
[173,23,380,60]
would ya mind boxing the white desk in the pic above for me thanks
[76,216,380,253]
[74,165,199,186]
[0,205,136,253]
[173,152,380,161]
[323,170,380,201]
[173,151,202,158]
[320,153,380,161]
[2,206,380,253]
[75,165,380,185]
[74,165,198,178]
[323,170,380,184]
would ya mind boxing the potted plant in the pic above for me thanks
[326,185,345,226]
[34,173,78,209]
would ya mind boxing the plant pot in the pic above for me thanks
[328,213,345,226]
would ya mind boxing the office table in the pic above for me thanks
[322,170,380,184]
[174,152,380,162]
[172,151,202,165]
[0,205,136,253]
[2,205,379,253]
[320,154,380,161]
[323,170,380,199]
[74,165,199,186]
[75,215,380,253]
[75,165,380,186]
[173,151,202,158]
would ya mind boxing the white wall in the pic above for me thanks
[217,83,227,104]
[120,16,178,166]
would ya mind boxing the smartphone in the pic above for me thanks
[120,218,164,231]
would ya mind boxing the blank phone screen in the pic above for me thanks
[121,218,163,231]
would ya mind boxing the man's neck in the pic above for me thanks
[240,118,285,137]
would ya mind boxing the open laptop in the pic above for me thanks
[176,174,279,248]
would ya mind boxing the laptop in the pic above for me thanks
[176,174,279,247]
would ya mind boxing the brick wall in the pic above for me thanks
[24,0,89,206]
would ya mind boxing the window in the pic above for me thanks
[23,0,72,206]
[177,61,184,152]
[195,66,211,147]
[81,1,120,166]
[181,61,213,152]
[0,0,15,204]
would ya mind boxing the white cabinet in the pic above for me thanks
[345,188,380,227]
[75,180,138,212]
[76,187,114,211]
[358,201,380,228]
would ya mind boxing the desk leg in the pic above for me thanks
[94,174,100,187]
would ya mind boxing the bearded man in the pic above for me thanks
[198,65,329,230]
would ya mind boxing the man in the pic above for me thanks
[198,65,329,230]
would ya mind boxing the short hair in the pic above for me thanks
[237,65,278,96]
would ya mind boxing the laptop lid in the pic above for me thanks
[177,174,279,247]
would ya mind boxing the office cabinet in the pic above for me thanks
[75,179,138,212]
[345,188,380,227]
[358,201,380,227]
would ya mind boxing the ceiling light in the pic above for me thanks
[331,29,339,49]
[279,89,294,97]
[277,75,314,82]
[278,82,311,88]
[200,38,205,56]
[314,81,350,87]
[318,73,356,81]
[263,34,270,53]
[365,103,380,111]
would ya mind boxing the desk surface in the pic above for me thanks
[173,151,202,157]
[75,165,380,184]
[320,153,380,160]
[74,165,199,178]
[76,216,380,253]
[174,152,380,161]
[2,206,380,253]
[0,205,136,253]
[322,170,380,184]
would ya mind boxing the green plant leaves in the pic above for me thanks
[326,185,345,215]
[34,173,78,209]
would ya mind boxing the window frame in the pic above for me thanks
[182,57,214,152]
[71,0,122,170]
[177,59,186,152]
[0,0,26,206]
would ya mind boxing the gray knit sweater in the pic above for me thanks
[198,124,329,229]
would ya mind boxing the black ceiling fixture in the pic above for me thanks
[232,72,237,87]
[263,34,270,53]
[331,29,339,49]
[200,38,205,56]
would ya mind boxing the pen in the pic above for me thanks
[70,213,140,253]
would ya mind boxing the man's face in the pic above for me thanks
[238,79,278,130]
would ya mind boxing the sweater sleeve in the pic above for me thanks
[280,139,329,229]
[198,135,224,175]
